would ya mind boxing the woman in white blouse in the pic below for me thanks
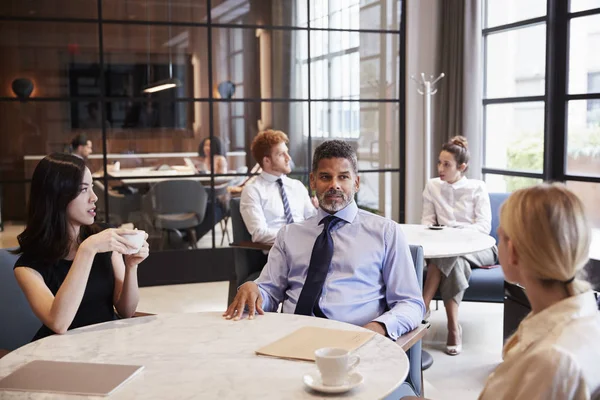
[421,136,498,355]
[479,184,600,400]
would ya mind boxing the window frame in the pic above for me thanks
[481,0,600,188]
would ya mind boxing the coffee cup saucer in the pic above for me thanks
[303,371,363,394]
[427,224,445,230]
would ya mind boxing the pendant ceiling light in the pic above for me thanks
[143,0,180,94]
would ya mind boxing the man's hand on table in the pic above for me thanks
[363,321,387,336]
[223,282,264,321]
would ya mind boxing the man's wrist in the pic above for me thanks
[364,321,387,336]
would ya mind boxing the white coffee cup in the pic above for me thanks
[123,230,146,254]
[314,347,360,387]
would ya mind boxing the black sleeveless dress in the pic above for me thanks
[14,247,116,341]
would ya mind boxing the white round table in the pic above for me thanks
[0,312,409,399]
[399,224,496,258]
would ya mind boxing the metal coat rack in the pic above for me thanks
[411,72,445,182]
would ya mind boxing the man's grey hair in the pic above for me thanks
[312,140,358,175]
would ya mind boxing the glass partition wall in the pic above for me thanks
[0,1,405,258]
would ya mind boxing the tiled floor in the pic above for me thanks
[138,281,504,400]
[421,301,503,400]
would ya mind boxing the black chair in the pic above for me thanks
[228,197,268,303]
[94,181,141,226]
[0,248,41,353]
[142,180,208,249]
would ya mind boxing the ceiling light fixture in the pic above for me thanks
[142,0,180,94]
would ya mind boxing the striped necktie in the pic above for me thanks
[276,178,294,224]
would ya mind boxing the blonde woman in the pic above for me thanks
[479,184,600,399]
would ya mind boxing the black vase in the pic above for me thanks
[12,78,34,101]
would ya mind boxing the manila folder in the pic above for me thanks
[255,326,375,362]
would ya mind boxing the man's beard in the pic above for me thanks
[317,188,354,213]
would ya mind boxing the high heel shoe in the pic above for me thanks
[445,325,462,356]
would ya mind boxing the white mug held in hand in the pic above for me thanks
[122,230,146,254]
[314,347,360,387]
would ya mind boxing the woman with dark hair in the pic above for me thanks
[13,153,149,340]
[197,137,228,174]
[420,136,498,355]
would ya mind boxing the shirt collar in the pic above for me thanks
[443,176,468,189]
[517,291,599,350]
[317,199,358,225]
[260,171,286,183]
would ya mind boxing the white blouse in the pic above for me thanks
[421,177,492,234]
[479,291,600,400]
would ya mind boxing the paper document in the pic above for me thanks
[0,360,144,396]
[256,326,375,362]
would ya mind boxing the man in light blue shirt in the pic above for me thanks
[224,140,424,339]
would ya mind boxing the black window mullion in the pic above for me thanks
[207,0,216,249]
[398,0,406,222]
[97,0,111,224]
[543,0,569,182]
[482,16,547,35]
[568,7,600,19]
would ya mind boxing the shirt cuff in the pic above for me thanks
[372,313,401,341]
[257,286,274,312]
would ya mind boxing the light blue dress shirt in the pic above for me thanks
[256,201,425,340]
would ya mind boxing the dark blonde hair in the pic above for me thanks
[251,129,289,167]
[500,183,591,296]
[441,136,470,172]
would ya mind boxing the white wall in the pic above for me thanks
[404,0,441,223]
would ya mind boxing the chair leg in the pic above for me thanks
[187,228,198,249]
[225,217,231,243]
[220,220,226,247]
[220,216,231,246]
[159,231,166,251]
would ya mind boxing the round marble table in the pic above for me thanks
[399,224,496,258]
[0,312,409,399]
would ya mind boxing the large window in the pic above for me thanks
[0,0,405,251]
[482,0,600,229]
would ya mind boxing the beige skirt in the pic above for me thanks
[427,246,498,305]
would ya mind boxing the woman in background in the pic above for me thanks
[192,137,229,243]
[197,137,228,174]
[13,153,149,340]
[479,184,600,399]
[421,136,498,355]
